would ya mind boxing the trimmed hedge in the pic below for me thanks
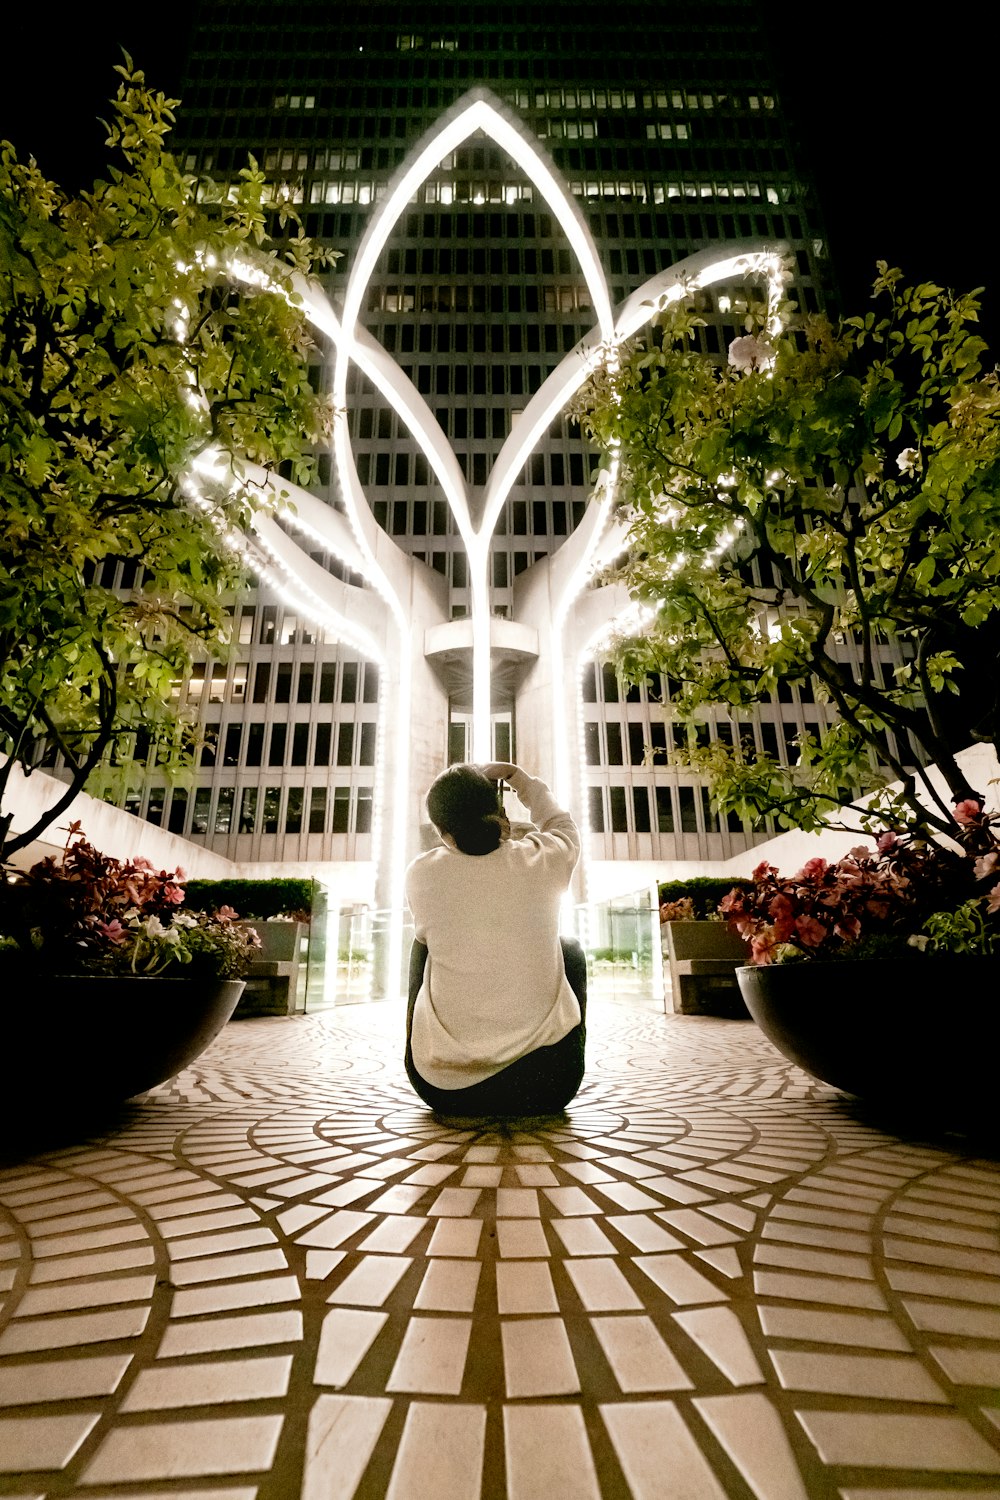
[657,876,748,919]
[183,878,314,919]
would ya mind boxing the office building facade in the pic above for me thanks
[85,0,859,960]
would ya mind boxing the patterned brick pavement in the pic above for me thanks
[1,998,998,1498]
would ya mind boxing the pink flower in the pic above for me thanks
[986,883,1000,916]
[834,915,861,941]
[794,914,828,947]
[162,883,185,906]
[876,831,898,853]
[215,905,239,925]
[794,858,828,883]
[974,853,999,881]
[953,799,983,825]
[750,933,777,965]
[767,893,796,941]
[97,919,129,945]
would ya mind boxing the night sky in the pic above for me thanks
[3,5,996,349]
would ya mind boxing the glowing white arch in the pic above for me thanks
[339,87,614,371]
[333,87,621,759]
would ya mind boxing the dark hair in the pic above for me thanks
[426,765,503,856]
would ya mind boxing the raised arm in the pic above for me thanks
[479,763,580,865]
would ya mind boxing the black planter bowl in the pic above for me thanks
[1,976,244,1112]
[737,958,998,1123]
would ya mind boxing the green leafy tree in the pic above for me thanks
[575,264,1000,839]
[0,62,334,861]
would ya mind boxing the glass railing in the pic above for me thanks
[298,886,664,1009]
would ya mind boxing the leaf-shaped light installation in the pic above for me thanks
[211,90,786,987]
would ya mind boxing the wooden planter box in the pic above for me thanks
[663,921,750,1017]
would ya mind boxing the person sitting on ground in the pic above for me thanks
[403,760,587,1116]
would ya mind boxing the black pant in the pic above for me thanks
[405,937,588,1116]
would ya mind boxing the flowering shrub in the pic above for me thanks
[659,897,696,924]
[574,270,1000,850]
[0,824,260,980]
[721,808,1000,965]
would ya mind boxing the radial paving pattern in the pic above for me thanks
[1,998,999,1499]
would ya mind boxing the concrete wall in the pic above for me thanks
[583,744,1000,903]
[3,760,240,876]
[4,759,380,911]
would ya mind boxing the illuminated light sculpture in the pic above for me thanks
[213,87,784,994]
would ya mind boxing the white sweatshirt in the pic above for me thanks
[404,769,582,1089]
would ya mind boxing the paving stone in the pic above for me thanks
[2,999,999,1498]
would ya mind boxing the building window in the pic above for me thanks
[632,786,651,833]
[588,786,604,833]
[269,723,287,766]
[168,788,187,834]
[263,787,281,834]
[191,788,212,834]
[332,786,351,832]
[238,787,257,834]
[285,787,304,834]
[356,786,373,833]
[259,605,277,644]
[223,724,242,767]
[214,787,235,835]
[246,723,264,766]
[314,722,331,765]
[309,787,327,834]
[337,724,354,766]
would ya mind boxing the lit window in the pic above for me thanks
[214,788,235,835]
[191,788,212,834]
